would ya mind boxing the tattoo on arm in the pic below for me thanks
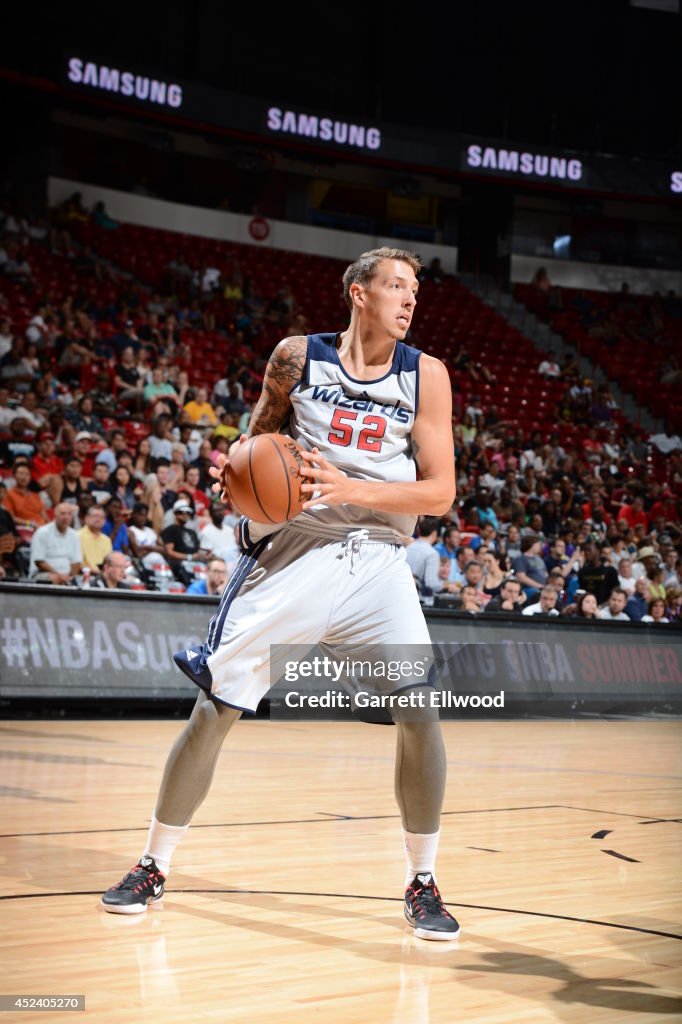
[248,337,307,436]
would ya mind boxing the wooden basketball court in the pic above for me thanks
[1,719,680,1022]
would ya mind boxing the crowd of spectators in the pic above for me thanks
[1,197,680,620]
[406,511,681,624]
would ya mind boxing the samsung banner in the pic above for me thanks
[59,57,680,202]
[0,586,680,715]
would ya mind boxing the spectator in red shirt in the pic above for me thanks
[616,495,648,531]
[176,465,210,520]
[31,430,64,489]
[649,488,679,526]
[581,491,611,527]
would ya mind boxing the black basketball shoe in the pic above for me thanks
[404,872,460,940]
[101,856,166,915]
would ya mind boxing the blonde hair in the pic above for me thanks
[342,247,421,310]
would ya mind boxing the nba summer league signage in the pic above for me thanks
[1,586,680,715]
[59,56,680,201]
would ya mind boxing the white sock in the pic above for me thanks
[143,814,189,877]
[402,828,440,887]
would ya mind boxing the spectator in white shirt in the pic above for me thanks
[598,587,630,621]
[538,359,560,378]
[127,501,167,576]
[199,502,239,562]
[29,502,82,583]
[617,557,637,596]
[522,586,560,616]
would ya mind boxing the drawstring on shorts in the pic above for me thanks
[337,529,370,574]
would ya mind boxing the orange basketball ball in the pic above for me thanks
[226,434,305,524]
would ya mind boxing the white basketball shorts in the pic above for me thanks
[173,524,431,712]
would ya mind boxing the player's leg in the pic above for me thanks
[155,689,241,828]
[390,694,459,939]
[102,527,334,915]
[101,690,240,915]
[328,541,459,939]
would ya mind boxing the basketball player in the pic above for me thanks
[101,247,460,940]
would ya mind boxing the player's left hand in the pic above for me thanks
[299,448,355,508]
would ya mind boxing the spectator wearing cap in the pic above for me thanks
[186,557,228,596]
[633,545,659,582]
[29,502,81,584]
[2,461,50,530]
[72,431,96,478]
[78,505,112,574]
[31,430,64,489]
[522,586,560,616]
[92,551,129,589]
[511,535,548,600]
[161,499,210,585]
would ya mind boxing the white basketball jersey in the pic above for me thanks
[287,332,422,540]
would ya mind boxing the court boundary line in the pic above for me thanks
[0,805,563,838]
[0,887,679,940]
[3,801,682,840]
